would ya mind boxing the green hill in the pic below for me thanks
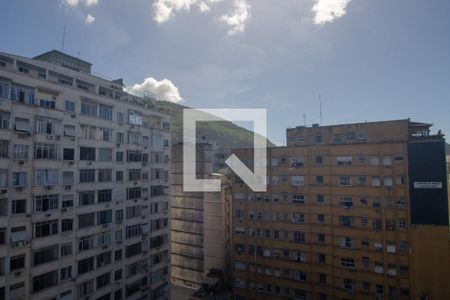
[155,101,275,148]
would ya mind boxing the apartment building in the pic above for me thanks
[0,50,171,300]
[231,119,450,300]
[171,142,231,290]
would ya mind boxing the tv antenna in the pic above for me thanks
[319,94,323,126]
[61,26,66,52]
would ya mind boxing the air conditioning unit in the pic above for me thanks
[87,162,92,166]
[70,138,75,142]
[45,213,51,217]
[55,135,61,141]
[14,271,21,276]
[25,214,31,218]
[116,220,122,224]
[65,185,71,190]
[19,160,24,165]
[68,161,74,165]
[102,245,108,250]
[62,208,67,213]
[15,187,23,192]
[116,143,120,148]
[1,189,7,194]
[70,114,76,118]
[117,240,122,244]
[102,223,109,228]
[46,135,54,140]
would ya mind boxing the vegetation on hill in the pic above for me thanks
[155,101,275,148]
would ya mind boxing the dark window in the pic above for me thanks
[80,147,95,161]
[63,148,74,160]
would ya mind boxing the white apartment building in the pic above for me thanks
[0,50,171,300]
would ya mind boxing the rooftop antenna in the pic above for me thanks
[302,114,306,127]
[61,26,66,52]
[319,94,323,126]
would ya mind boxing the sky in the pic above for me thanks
[1,0,450,145]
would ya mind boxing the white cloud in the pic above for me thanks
[312,0,352,25]
[128,77,183,103]
[86,0,98,7]
[85,14,96,24]
[152,0,250,35]
[220,0,250,35]
[62,0,99,7]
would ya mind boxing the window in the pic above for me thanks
[316,194,324,204]
[34,169,59,186]
[291,176,304,186]
[341,257,355,268]
[12,172,27,187]
[126,206,141,219]
[35,143,58,160]
[0,112,10,129]
[10,282,25,299]
[339,216,354,227]
[60,265,72,281]
[291,157,304,167]
[383,155,392,165]
[63,124,76,137]
[315,156,323,164]
[78,213,95,228]
[61,219,73,232]
[339,176,352,186]
[309,173,321,185]
[34,194,59,212]
[292,213,305,224]
[97,210,112,225]
[116,170,124,181]
[63,148,74,161]
[65,100,75,112]
[128,131,140,144]
[125,242,142,258]
[61,242,72,257]
[129,169,141,181]
[292,194,304,204]
[99,104,112,120]
[33,245,58,266]
[38,95,56,108]
[98,148,112,161]
[117,112,124,123]
[78,257,94,274]
[340,197,353,208]
[370,156,380,165]
[98,169,112,182]
[80,125,96,139]
[128,111,142,125]
[96,272,111,289]
[384,177,393,186]
[62,171,74,185]
[96,251,112,268]
[79,191,95,206]
[336,156,352,166]
[334,134,343,144]
[98,189,112,203]
[12,199,26,214]
[81,101,97,117]
[127,187,141,200]
[0,140,8,158]
[80,147,95,160]
[34,220,58,238]
[33,270,58,292]
[346,132,355,140]
[99,127,113,141]
[293,270,307,281]
[10,254,25,270]
[80,169,95,183]
[127,150,142,162]
[13,144,28,160]
[61,195,73,208]
[293,231,305,243]
[371,177,381,186]
[36,119,54,135]
[115,210,124,222]
[15,117,32,132]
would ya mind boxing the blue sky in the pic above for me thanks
[1,0,450,145]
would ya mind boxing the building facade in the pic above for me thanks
[171,142,231,290]
[231,119,450,300]
[0,50,171,300]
